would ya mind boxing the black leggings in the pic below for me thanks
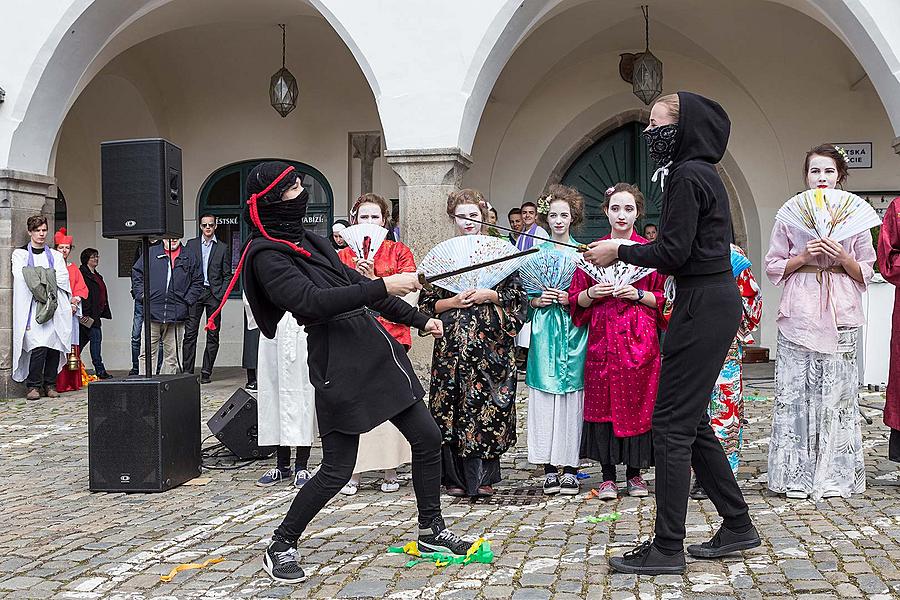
[276,400,442,542]
[276,446,311,472]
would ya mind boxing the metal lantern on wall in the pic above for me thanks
[270,24,298,117]
[631,6,662,106]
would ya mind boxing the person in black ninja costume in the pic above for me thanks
[207,161,474,583]
[584,92,761,575]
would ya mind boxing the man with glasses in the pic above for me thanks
[183,214,231,383]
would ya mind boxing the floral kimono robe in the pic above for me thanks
[708,245,762,475]
[420,273,527,494]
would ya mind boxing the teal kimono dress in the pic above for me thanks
[525,240,588,468]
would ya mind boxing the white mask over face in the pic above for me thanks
[806,155,839,190]
[454,205,483,236]
[605,192,638,235]
[356,203,386,228]
[546,200,572,238]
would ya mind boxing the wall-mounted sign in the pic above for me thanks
[833,142,872,169]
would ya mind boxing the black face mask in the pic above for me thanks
[642,123,679,165]
[248,188,310,243]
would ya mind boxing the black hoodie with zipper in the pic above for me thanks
[618,91,732,277]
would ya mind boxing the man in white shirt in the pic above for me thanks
[182,214,231,383]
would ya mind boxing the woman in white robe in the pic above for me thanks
[245,298,318,488]
[12,216,72,399]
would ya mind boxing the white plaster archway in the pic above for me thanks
[461,0,900,156]
[4,0,381,176]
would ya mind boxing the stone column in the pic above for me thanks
[0,170,57,399]
[385,148,472,374]
[350,132,382,195]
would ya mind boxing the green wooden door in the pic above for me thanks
[561,122,663,242]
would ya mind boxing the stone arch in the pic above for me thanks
[5,0,382,175]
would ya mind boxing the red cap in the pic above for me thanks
[54,227,73,246]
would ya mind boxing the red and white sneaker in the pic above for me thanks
[591,480,618,500]
[626,476,649,497]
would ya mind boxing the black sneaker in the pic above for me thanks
[418,520,474,556]
[690,479,708,500]
[609,540,685,575]
[687,524,761,558]
[559,473,579,496]
[543,473,561,495]
[128,368,139,376]
[200,374,212,384]
[262,538,307,584]
[246,381,258,391]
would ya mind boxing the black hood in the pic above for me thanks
[670,91,730,165]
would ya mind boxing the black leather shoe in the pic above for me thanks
[687,524,761,558]
[690,479,708,500]
[609,540,685,575]
[200,374,212,384]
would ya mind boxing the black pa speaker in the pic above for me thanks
[101,138,184,240]
[88,375,200,492]
[207,388,276,460]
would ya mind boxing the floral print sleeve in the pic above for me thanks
[495,273,528,338]
[735,266,762,344]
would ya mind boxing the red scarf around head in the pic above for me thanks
[205,165,311,331]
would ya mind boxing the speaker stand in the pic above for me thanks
[141,236,152,377]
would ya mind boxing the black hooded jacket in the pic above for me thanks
[618,91,733,277]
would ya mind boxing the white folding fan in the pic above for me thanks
[340,223,388,260]
[420,234,529,294]
[775,187,881,242]
[518,247,577,294]
[574,240,656,289]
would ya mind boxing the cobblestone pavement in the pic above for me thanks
[1,366,899,599]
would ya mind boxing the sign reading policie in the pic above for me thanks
[834,142,873,169]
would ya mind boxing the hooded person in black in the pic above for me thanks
[584,92,760,574]
[206,161,476,584]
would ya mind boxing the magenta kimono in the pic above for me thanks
[569,233,667,461]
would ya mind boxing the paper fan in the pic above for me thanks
[420,234,528,294]
[775,188,881,242]
[574,240,656,289]
[518,247,577,294]
[340,223,388,260]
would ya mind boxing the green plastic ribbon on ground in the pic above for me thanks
[388,538,494,567]
[586,512,620,523]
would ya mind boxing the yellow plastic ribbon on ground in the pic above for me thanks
[160,557,224,582]
[388,538,494,568]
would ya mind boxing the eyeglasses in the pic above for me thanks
[200,223,216,228]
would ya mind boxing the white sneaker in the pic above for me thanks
[380,479,400,493]
[785,489,808,500]
[340,480,359,496]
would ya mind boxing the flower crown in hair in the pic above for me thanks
[537,194,552,215]
[605,186,616,197]
[832,145,850,164]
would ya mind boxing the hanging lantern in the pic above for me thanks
[631,6,662,106]
[270,24,298,117]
